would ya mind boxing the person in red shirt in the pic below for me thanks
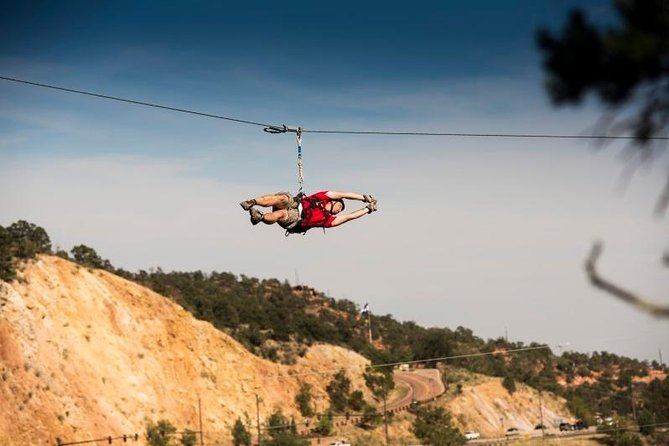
[240,191,377,233]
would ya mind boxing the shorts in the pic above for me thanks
[272,191,301,230]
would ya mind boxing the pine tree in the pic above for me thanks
[232,417,251,446]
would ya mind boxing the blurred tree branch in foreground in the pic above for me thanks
[586,241,669,318]
[538,0,668,316]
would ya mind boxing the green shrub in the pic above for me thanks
[604,432,642,446]
[6,220,52,258]
[566,396,594,425]
[146,419,177,446]
[0,221,52,281]
[348,390,365,411]
[637,410,655,436]
[261,410,307,446]
[295,383,314,417]
[0,226,15,281]
[232,417,251,446]
[412,406,465,446]
[326,369,351,412]
[363,368,394,400]
[180,429,197,446]
[70,244,113,270]
[502,375,516,394]
[315,411,333,436]
[358,404,379,429]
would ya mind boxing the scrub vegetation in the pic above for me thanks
[1,219,667,438]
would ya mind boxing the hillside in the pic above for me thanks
[1,220,668,445]
[316,369,574,445]
[0,255,592,446]
[442,372,571,437]
[0,256,370,445]
[120,259,667,427]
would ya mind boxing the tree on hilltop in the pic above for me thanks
[6,220,52,258]
[70,244,113,270]
[0,220,52,281]
[0,226,15,281]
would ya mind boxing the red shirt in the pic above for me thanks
[299,191,336,229]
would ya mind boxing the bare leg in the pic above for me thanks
[261,209,288,225]
[255,194,290,209]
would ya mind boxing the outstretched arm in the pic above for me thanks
[326,191,365,201]
[330,207,371,227]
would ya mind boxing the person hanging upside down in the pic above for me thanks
[240,191,377,233]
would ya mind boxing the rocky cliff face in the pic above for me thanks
[446,376,572,437]
[0,255,584,446]
[0,256,369,445]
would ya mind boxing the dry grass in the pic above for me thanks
[506,436,602,446]
[0,434,31,446]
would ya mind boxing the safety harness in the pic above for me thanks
[284,194,336,236]
[284,128,337,236]
[264,126,335,236]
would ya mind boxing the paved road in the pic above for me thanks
[469,427,600,444]
[389,369,445,410]
[307,369,445,445]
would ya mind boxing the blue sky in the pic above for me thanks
[2,1,609,80]
[1,0,615,148]
[1,1,667,362]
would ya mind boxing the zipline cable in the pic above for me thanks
[0,75,271,128]
[305,129,669,139]
[2,75,669,141]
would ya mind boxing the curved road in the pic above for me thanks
[307,369,444,445]
[389,369,445,410]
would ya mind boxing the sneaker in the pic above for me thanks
[366,201,378,213]
[240,199,256,211]
[250,208,264,225]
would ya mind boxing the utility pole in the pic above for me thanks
[383,392,389,446]
[255,394,262,445]
[504,326,508,342]
[198,397,204,446]
[660,348,664,366]
[367,312,373,344]
[557,342,570,356]
[538,390,545,441]
[630,387,638,426]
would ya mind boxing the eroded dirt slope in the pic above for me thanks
[0,256,369,445]
[444,374,573,437]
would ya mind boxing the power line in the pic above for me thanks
[3,75,669,141]
[56,430,199,446]
[282,344,552,378]
[370,344,551,369]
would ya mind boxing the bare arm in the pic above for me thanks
[330,207,370,227]
[326,191,365,201]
